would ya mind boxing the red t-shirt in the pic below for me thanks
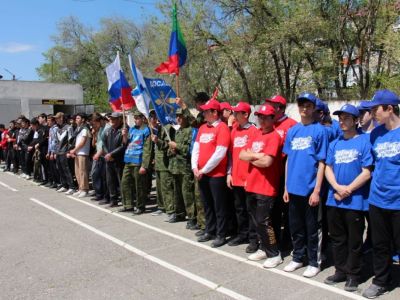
[245,129,283,197]
[230,123,258,187]
[197,121,231,177]
[274,115,297,157]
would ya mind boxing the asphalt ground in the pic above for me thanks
[0,172,399,300]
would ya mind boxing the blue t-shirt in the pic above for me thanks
[325,119,342,142]
[369,125,400,210]
[326,134,373,211]
[283,122,328,196]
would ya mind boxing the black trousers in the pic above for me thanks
[369,204,400,287]
[247,193,279,257]
[199,175,227,237]
[56,154,75,189]
[289,194,320,267]
[232,186,250,239]
[24,150,33,175]
[19,150,26,174]
[327,207,365,280]
[106,161,123,203]
[271,174,291,250]
[12,149,19,173]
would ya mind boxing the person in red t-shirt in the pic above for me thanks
[226,102,259,251]
[265,95,297,251]
[239,103,284,269]
[191,99,231,248]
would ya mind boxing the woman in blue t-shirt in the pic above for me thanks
[324,104,373,292]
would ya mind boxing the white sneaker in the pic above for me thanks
[283,261,303,272]
[57,187,67,193]
[303,266,320,278]
[78,191,88,198]
[65,189,75,195]
[25,175,32,180]
[73,191,81,196]
[248,249,267,261]
[263,253,283,268]
[88,190,95,196]
[20,174,27,179]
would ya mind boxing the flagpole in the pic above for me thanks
[175,73,180,98]
[121,105,127,129]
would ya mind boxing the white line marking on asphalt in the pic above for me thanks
[66,195,365,300]
[0,180,18,192]
[29,197,252,300]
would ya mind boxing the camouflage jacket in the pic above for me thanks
[154,124,174,171]
[168,125,193,175]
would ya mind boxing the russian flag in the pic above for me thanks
[106,52,135,112]
[155,3,187,75]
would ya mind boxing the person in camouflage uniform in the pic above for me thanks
[120,111,152,215]
[168,108,196,227]
[176,92,209,236]
[150,111,176,221]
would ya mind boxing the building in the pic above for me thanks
[0,80,89,123]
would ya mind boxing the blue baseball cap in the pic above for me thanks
[297,92,317,105]
[333,104,359,117]
[357,100,371,111]
[365,89,400,108]
[315,98,330,113]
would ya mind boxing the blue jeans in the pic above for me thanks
[91,157,107,199]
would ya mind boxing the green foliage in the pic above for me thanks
[37,1,400,110]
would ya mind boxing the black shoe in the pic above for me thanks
[211,236,226,248]
[98,200,110,205]
[169,215,186,223]
[188,223,200,231]
[344,278,359,292]
[195,229,205,237]
[44,182,52,187]
[90,196,103,201]
[133,208,145,215]
[228,235,248,246]
[197,233,215,242]
[245,242,259,253]
[186,219,196,229]
[50,183,59,189]
[39,181,48,186]
[118,207,134,212]
[324,273,347,285]
[108,202,119,208]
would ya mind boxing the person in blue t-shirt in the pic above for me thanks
[120,110,151,215]
[362,90,400,299]
[282,92,328,278]
[323,104,373,292]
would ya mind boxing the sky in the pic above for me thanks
[0,0,162,81]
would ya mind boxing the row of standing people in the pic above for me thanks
[0,89,399,299]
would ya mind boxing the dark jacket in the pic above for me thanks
[102,124,127,165]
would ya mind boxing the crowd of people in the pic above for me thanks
[0,89,399,299]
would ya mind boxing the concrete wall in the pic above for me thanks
[0,80,83,123]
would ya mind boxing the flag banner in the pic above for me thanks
[144,78,179,125]
[106,53,135,112]
[155,3,187,75]
[129,54,151,118]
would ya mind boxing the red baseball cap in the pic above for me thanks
[254,104,275,116]
[199,99,221,111]
[266,95,287,106]
[220,102,233,111]
[232,102,251,114]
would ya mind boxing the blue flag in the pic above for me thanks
[144,78,179,125]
